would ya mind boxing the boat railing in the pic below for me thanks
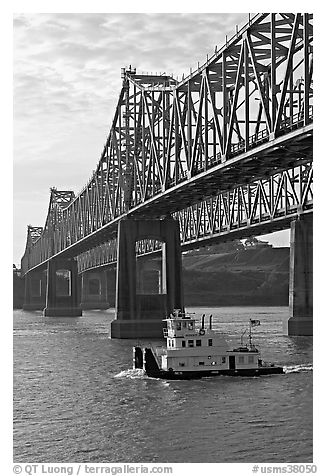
[148,344,165,368]
[169,309,196,319]
[261,360,275,368]
[154,346,167,356]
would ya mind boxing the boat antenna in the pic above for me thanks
[248,320,253,349]
[240,328,247,346]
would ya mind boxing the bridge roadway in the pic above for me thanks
[21,13,313,336]
[23,117,312,272]
[77,159,312,273]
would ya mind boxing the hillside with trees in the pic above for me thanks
[182,239,289,306]
[13,238,290,309]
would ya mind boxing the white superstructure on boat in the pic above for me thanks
[133,310,284,379]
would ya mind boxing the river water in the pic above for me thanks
[13,307,313,463]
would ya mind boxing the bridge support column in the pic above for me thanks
[23,270,46,311]
[43,258,82,317]
[80,269,110,310]
[284,215,313,336]
[111,217,184,338]
[136,257,162,294]
[107,268,116,308]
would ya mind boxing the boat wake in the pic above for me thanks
[114,368,152,379]
[284,363,313,374]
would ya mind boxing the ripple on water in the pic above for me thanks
[114,369,147,379]
[13,308,313,463]
[284,363,313,373]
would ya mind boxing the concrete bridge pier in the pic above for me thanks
[80,269,110,309]
[284,214,313,336]
[111,217,184,338]
[43,258,82,317]
[136,256,163,295]
[23,270,47,310]
[106,268,116,308]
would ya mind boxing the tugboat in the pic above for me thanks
[133,310,284,379]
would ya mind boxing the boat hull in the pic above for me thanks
[144,367,284,380]
[133,347,284,380]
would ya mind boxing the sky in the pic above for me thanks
[13,12,290,266]
[6,5,322,466]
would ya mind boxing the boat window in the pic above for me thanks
[222,357,226,364]
[196,340,201,347]
[188,322,194,330]
[176,322,182,330]
[171,340,174,347]
[182,321,187,328]
[182,341,186,348]
[248,355,254,364]
[179,362,185,367]
[211,361,217,365]
[208,339,213,346]
[188,340,194,347]
[238,356,244,364]
[199,362,205,366]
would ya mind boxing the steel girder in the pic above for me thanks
[21,188,75,274]
[77,238,163,273]
[76,160,312,273]
[176,162,312,246]
[21,13,313,275]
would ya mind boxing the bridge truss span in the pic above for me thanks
[76,160,312,273]
[176,161,312,246]
[21,12,313,276]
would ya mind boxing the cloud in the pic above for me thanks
[13,12,249,263]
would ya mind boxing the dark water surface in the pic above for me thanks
[13,307,312,463]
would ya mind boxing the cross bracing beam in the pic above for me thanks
[21,13,313,276]
[76,161,312,274]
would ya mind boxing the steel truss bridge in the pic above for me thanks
[21,13,313,276]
